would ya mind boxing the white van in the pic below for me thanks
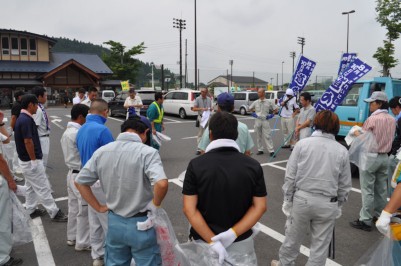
[100,90,115,103]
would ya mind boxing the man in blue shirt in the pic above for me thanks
[76,99,114,266]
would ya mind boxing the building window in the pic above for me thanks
[1,37,9,55]
[29,38,37,56]
[11,37,19,55]
[20,38,28,56]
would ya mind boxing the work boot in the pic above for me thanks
[350,219,372,231]
[93,257,104,266]
[270,152,275,158]
[29,209,47,219]
[3,257,23,266]
[256,151,264,155]
[51,210,68,222]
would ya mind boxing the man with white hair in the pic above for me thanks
[279,88,300,149]
[193,88,213,155]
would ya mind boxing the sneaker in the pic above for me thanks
[3,257,23,266]
[271,260,280,266]
[372,216,378,224]
[282,145,291,149]
[93,258,104,266]
[67,240,76,246]
[13,175,23,182]
[256,151,264,155]
[14,169,23,175]
[52,210,68,222]
[30,208,47,219]
[270,152,275,158]
[350,219,372,231]
[75,246,91,251]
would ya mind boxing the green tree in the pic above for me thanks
[102,40,146,82]
[373,0,401,77]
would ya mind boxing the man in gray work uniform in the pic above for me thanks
[295,92,316,141]
[249,88,277,157]
[193,88,213,155]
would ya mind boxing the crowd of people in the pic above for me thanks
[0,86,400,266]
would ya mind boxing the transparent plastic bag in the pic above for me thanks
[179,223,261,266]
[349,132,379,171]
[154,208,191,266]
[10,192,33,246]
[354,237,401,266]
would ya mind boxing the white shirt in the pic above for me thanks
[81,98,92,107]
[280,96,299,118]
[60,122,82,171]
[124,96,143,115]
[73,96,86,105]
[34,104,50,136]
[283,130,352,204]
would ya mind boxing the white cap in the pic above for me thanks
[286,89,294,96]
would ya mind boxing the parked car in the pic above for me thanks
[108,90,156,117]
[233,91,259,115]
[163,89,201,119]
[99,90,115,103]
[265,90,286,105]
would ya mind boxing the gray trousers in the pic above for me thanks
[196,115,208,150]
[281,117,295,146]
[0,177,12,265]
[388,154,397,197]
[359,153,388,225]
[67,171,90,249]
[89,185,108,260]
[279,190,338,266]
[254,119,274,153]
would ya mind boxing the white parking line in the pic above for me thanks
[168,177,341,266]
[163,117,182,123]
[182,136,198,140]
[32,218,56,266]
[107,117,124,122]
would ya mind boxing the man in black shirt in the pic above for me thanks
[10,91,24,130]
[389,97,401,196]
[183,112,267,264]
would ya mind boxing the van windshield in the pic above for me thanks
[338,83,363,106]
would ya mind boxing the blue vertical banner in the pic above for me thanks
[337,53,357,76]
[315,58,372,112]
[289,55,316,94]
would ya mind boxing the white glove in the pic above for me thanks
[209,241,228,265]
[336,206,342,219]
[376,210,392,237]
[282,201,293,217]
[140,199,159,217]
[211,228,237,248]
[30,160,39,172]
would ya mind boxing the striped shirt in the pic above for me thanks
[362,110,396,153]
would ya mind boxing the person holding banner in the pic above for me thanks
[295,92,316,140]
[350,91,396,232]
[279,89,299,149]
[147,92,165,151]
[124,88,143,118]
[249,88,278,157]
[272,110,351,266]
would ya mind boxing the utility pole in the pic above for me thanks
[297,37,305,54]
[252,72,255,88]
[161,64,164,91]
[185,39,188,88]
[227,70,229,92]
[276,73,279,89]
[173,18,186,89]
[229,60,233,89]
[194,0,198,90]
[342,10,356,53]
[290,51,296,75]
[281,61,285,89]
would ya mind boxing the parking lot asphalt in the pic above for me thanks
[2,107,385,266]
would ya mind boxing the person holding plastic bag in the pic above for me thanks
[0,111,23,266]
[350,91,396,232]
[75,116,168,266]
[272,110,352,266]
[183,112,267,265]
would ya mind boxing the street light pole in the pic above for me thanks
[297,37,305,54]
[173,18,186,89]
[289,51,296,75]
[229,60,233,89]
[281,61,284,89]
[194,0,198,90]
[342,10,355,53]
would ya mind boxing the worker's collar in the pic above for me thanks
[371,109,388,116]
[67,122,81,130]
[116,132,142,143]
[205,138,240,153]
[311,130,335,140]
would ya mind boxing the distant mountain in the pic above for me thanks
[52,37,110,57]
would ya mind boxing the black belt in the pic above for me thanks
[40,134,50,137]
[132,211,148,218]
[72,170,80,174]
